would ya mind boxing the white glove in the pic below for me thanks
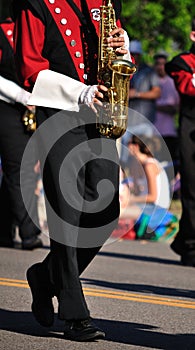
[0,75,31,105]
[15,89,31,106]
[116,30,132,62]
[79,85,98,107]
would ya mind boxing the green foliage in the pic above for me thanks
[121,0,194,62]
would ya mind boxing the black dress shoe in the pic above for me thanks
[171,238,195,266]
[22,237,43,250]
[0,240,14,248]
[64,318,105,341]
[181,246,195,267]
[27,263,54,327]
[181,253,195,267]
[170,237,185,256]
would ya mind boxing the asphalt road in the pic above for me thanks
[0,235,195,350]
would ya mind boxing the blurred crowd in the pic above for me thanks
[114,40,180,243]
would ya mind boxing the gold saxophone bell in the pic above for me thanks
[22,108,36,132]
[96,0,136,139]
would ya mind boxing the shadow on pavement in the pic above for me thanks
[98,251,181,266]
[81,278,195,299]
[0,309,194,349]
[95,318,195,350]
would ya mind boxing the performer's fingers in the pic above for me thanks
[97,84,108,92]
[109,27,124,37]
[116,47,128,54]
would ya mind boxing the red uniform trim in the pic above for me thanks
[42,0,122,83]
[0,22,14,49]
[43,0,86,83]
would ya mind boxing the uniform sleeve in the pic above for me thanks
[166,58,195,97]
[28,69,87,112]
[0,75,31,104]
[14,5,93,111]
[168,70,195,96]
[14,7,49,90]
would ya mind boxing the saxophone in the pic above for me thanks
[97,0,136,139]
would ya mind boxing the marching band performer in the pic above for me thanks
[13,0,132,341]
[0,17,42,249]
[166,17,195,267]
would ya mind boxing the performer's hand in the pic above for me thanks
[93,85,108,105]
[107,28,128,55]
[79,85,108,112]
[129,88,139,99]
[27,105,36,113]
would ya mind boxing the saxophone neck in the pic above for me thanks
[103,0,112,6]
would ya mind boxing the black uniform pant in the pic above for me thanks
[0,100,40,243]
[176,115,195,244]
[35,107,120,320]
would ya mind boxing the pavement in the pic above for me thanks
[0,234,195,350]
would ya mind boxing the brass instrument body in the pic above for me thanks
[97,0,136,139]
[22,108,36,132]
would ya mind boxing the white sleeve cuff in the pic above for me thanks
[0,75,30,105]
[28,70,87,111]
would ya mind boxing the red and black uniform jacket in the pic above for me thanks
[165,44,195,119]
[0,18,18,84]
[13,0,122,91]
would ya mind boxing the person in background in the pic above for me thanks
[127,135,170,211]
[121,40,161,167]
[128,40,161,124]
[153,51,180,179]
[126,135,177,241]
[0,17,42,249]
[13,0,132,341]
[165,17,195,267]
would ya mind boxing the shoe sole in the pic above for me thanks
[64,330,105,342]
